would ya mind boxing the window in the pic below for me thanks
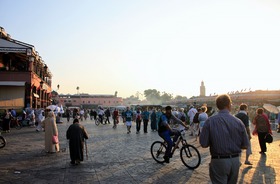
[88,101,90,104]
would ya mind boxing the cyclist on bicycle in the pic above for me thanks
[158,105,188,163]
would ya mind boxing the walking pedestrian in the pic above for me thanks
[199,94,249,184]
[73,108,79,119]
[112,108,119,128]
[2,109,11,133]
[104,108,111,124]
[124,107,133,134]
[235,103,252,165]
[193,108,202,141]
[84,109,88,121]
[142,108,150,133]
[156,108,162,129]
[150,109,157,131]
[177,108,187,131]
[252,108,272,154]
[42,111,60,153]
[198,106,208,136]
[90,109,94,121]
[79,109,84,121]
[66,118,89,165]
[36,109,45,132]
[187,106,197,136]
[66,108,71,123]
[135,109,142,134]
[29,109,36,127]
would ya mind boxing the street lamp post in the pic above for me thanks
[76,86,82,109]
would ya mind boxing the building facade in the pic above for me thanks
[0,27,52,109]
[58,93,123,109]
[187,90,280,108]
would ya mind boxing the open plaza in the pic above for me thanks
[1,118,280,184]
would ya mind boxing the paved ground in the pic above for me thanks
[0,118,279,184]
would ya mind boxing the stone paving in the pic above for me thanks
[0,118,280,184]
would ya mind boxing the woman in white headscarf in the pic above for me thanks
[42,111,60,153]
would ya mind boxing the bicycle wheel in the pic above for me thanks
[180,144,201,169]
[151,141,167,163]
[0,136,6,148]
[95,119,100,126]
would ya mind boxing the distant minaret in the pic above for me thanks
[200,81,206,96]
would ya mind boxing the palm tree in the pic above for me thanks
[76,86,79,94]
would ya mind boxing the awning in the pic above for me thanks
[0,37,34,54]
[33,93,39,98]
[0,81,26,86]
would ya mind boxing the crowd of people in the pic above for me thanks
[0,107,46,133]
[1,96,279,182]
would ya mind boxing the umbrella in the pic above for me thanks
[263,104,279,114]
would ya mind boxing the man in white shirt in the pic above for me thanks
[187,106,197,136]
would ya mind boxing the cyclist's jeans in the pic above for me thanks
[159,130,180,158]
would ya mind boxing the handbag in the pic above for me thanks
[52,135,59,144]
[264,133,273,143]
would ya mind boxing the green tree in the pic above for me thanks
[144,89,161,104]
[161,92,173,102]
[174,95,188,101]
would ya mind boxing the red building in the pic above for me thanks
[58,93,123,109]
[0,27,52,109]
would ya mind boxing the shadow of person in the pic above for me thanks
[248,153,276,184]
[238,165,253,184]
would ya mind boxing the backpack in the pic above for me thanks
[158,114,168,132]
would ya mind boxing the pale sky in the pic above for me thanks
[1,0,279,99]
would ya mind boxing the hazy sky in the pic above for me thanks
[1,0,279,99]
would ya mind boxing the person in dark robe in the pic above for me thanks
[150,109,157,131]
[66,118,89,165]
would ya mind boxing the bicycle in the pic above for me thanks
[150,129,201,169]
[95,116,103,126]
[0,132,6,148]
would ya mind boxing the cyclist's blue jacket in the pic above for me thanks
[158,113,184,133]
